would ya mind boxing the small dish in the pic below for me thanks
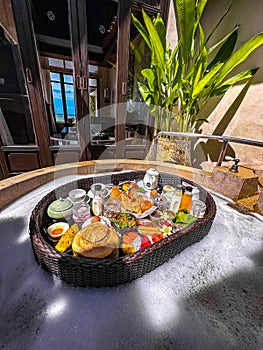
[88,188,110,199]
[82,216,111,228]
[129,205,157,219]
[162,209,175,220]
[112,212,137,229]
[47,222,69,239]
[68,189,87,203]
[149,209,163,223]
[163,185,175,192]
[158,218,173,227]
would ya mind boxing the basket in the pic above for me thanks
[29,171,216,287]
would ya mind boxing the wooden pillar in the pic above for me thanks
[68,0,91,161]
[115,1,132,159]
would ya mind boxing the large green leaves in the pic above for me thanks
[213,68,259,95]
[132,1,263,133]
[175,0,196,67]
[207,27,238,70]
[142,10,165,69]
[192,63,223,99]
[216,32,263,85]
[131,13,151,49]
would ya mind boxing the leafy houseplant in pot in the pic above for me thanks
[131,0,263,165]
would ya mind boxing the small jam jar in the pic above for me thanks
[73,202,91,223]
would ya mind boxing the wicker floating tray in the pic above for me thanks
[29,171,216,287]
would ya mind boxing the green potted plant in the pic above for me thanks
[131,0,263,135]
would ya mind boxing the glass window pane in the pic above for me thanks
[65,60,74,69]
[65,84,76,119]
[89,78,97,87]
[89,65,98,73]
[89,88,97,116]
[51,82,64,122]
[0,97,36,145]
[0,26,36,145]
[63,74,73,84]
[50,72,61,82]
[48,58,64,68]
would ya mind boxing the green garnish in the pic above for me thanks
[172,209,197,227]
[136,187,146,193]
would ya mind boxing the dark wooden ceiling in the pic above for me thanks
[30,0,119,62]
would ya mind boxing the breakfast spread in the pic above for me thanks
[43,170,206,259]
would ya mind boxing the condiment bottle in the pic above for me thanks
[174,183,183,197]
[179,186,193,211]
[110,180,121,200]
[92,184,103,216]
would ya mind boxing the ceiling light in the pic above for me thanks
[47,10,55,21]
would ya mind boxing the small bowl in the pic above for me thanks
[47,222,69,239]
[149,209,162,223]
[152,194,169,210]
[162,209,175,220]
[69,189,87,203]
[158,218,173,228]
[163,185,175,193]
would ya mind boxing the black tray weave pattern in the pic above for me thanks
[29,171,217,287]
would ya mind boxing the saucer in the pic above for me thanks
[88,188,110,199]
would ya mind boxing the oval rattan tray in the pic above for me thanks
[29,171,216,287]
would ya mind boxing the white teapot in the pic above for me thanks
[143,168,159,190]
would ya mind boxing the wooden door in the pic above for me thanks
[0,0,52,177]
[114,0,170,161]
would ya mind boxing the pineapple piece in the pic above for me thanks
[55,223,79,253]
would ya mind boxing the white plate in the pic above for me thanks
[125,205,157,219]
[82,216,111,228]
[88,188,110,199]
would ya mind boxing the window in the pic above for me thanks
[89,78,99,117]
[50,72,76,123]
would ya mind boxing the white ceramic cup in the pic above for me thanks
[69,189,87,203]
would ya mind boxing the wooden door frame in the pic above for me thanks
[68,0,91,161]
[11,0,52,168]
[115,0,171,159]
[0,143,9,178]
[115,1,132,159]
